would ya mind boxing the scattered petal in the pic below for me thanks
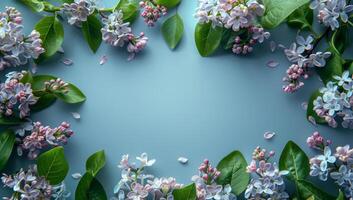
[270,41,276,52]
[178,157,188,164]
[301,102,308,110]
[308,116,317,126]
[264,131,276,140]
[71,173,82,180]
[267,60,279,68]
[61,58,73,66]
[100,55,108,65]
[58,46,65,54]
[278,44,286,49]
[71,112,81,120]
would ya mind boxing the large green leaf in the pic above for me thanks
[75,173,108,200]
[287,3,313,30]
[195,23,223,57]
[261,0,310,29]
[306,90,327,124]
[216,151,249,195]
[0,130,15,171]
[86,150,106,177]
[162,14,184,49]
[20,0,45,12]
[37,147,69,185]
[297,180,336,200]
[114,0,139,23]
[30,94,57,112]
[279,141,309,181]
[173,183,197,200]
[316,46,343,84]
[82,15,102,53]
[155,0,181,8]
[35,15,64,61]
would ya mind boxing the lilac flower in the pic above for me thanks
[335,145,353,162]
[317,146,337,171]
[224,6,248,31]
[127,182,150,200]
[296,35,314,53]
[306,131,332,150]
[62,0,97,25]
[140,1,167,27]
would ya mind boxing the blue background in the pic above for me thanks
[1,0,353,198]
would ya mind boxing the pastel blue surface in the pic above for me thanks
[1,0,353,198]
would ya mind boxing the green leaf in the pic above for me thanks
[114,0,139,23]
[86,150,106,177]
[30,94,57,112]
[330,26,349,54]
[75,173,108,200]
[195,23,223,57]
[20,0,45,12]
[221,29,246,50]
[35,16,64,61]
[306,90,327,124]
[20,72,33,84]
[82,15,102,53]
[173,183,197,200]
[32,75,86,104]
[279,141,309,181]
[297,180,336,200]
[261,0,310,29]
[316,46,343,84]
[0,116,24,125]
[287,3,313,30]
[336,190,344,200]
[216,151,249,195]
[155,0,181,8]
[37,147,69,185]
[0,130,15,171]
[162,14,184,50]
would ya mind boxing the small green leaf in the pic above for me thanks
[287,3,313,30]
[86,150,106,177]
[297,180,336,200]
[261,0,310,29]
[336,190,344,200]
[279,141,309,181]
[82,15,102,53]
[162,14,184,49]
[0,116,24,125]
[35,16,64,61]
[316,46,343,84]
[173,183,197,200]
[37,147,69,185]
[75,173,108,200]
[216,151,249,195]
[114,0,139,23]
[155,0,181,8]
[0,130,15,171]
[306,90,327,124]
[20,0,45,12]
[195,23,223,57]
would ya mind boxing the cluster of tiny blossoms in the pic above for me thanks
[192,159,235,200]
[0,7,45,70]
[310,0,353,30]
[313,71,353,129]
[113,153,182,200]
[307,132,353,198]
[0,72,38,119]
[44,78,69,94]
[195,0,270,55]
[139,1,167,27]
[101,10,148,61]
[283,35,331,93]
[245,147,289,199]
[62,0,98,26]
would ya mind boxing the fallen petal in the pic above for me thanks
[301,102,308,110]
[178,157,188,164]
[71,112,81,120]
[270,41,276,52]
[61,58,73,66]
[264,131,276,140]
[278,44,286,49]
[308,116,317,126]
[100,55,108,65]
[58,46,65,54]
[71,173,82,179]
[267,60,279,68]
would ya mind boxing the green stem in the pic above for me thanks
[348,20,353,27]
[99,8,114,12]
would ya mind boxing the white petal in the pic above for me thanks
[71,173,82,179]
[177,157,189,164]
[31,63,38,74]
[270,41,276,52]
[301,102,308,110]
[62,58,73,66]
[264,131,276,140]
[100,55,108,65]
[308,116,317,126]
[71,112,81,119]
[267,60,279,68]
[278,44,286,49]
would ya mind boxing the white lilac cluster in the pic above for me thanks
[139,1,167,27]
[62,0,98,25]
[313,71,353,129]
[283,35,331,93]
[245,147,289,199]
[0,7,45,70]
[195,0,269,55]
[310,0,353,30]
[192,159,236,200]
[0,72,38,119]
[101,10,148,61]
[307,132,353,198]
[17,121,74,160]
[113,153,182,200]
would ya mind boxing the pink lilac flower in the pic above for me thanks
[306,131,332,150]
[139,1,167,27]
[335,145,353,162]
[44,78,69,94]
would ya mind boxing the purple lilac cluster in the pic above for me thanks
[245,147,289,199]
[113,153,182,200]
[195,0,270,55]
[192,159,235,200]
[139,1,167,27]
[283,35,331,93]
[0,72,38,119]
[307,132,353,198]
[62,0,97,25]
[0,7,45,70]
[310,0,353,30]
[313,71,353,129]
[18,121,74,159]
[101,10,148,61]
[1,165,52,200]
